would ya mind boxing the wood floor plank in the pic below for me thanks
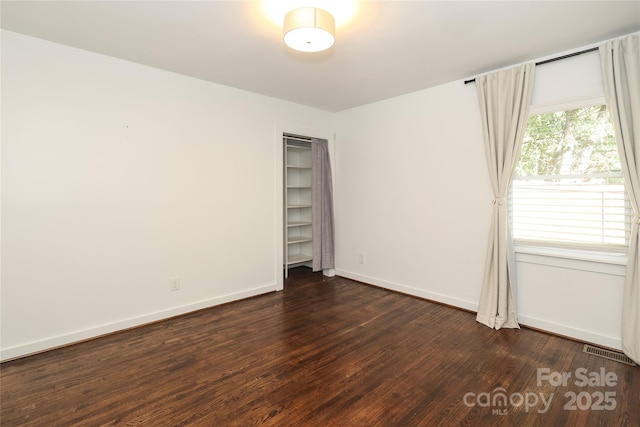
[1,267,638,426]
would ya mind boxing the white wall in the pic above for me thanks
[334,81,490,311]
[0,30,333,360]
[334,43,626,350]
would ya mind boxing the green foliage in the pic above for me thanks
[516,105,620,182]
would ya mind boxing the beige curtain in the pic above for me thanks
[475,63,535,329]
[600,34,640,364]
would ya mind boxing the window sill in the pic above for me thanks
[513,244,627,276]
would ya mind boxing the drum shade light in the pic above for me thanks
[283,7,335,52]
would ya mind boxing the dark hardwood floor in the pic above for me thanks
[1,267,638,426]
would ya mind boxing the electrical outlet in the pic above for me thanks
[358,253,365,264]
[170,277,181,291]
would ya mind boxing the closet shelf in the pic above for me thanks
[288,235,312,244]
[284,136,313,277]
[287,221,312,227]
[287,254,313,265]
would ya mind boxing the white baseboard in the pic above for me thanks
[4,276,623,361]
[518,314,623,351]
[335,270,623,351]
[323,268,336,277]
[1,284,278,361]
[335,269,479,312]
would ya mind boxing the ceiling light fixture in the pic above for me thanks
[283,7,335,52]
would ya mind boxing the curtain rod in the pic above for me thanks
[463,46,599,85]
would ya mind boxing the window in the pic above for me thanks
[510,104,631,251]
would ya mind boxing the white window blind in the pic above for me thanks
[510,174,631,249]
[510,105,631,251]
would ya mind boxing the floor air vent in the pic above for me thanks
[583,344,637,366]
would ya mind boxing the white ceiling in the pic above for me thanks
[2,1,639,112]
